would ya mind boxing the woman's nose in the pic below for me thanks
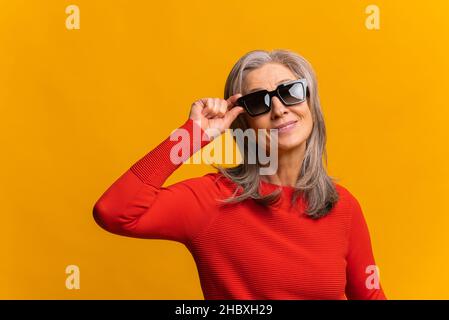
[270,96,288,118]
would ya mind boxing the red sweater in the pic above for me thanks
[93,118,387,300]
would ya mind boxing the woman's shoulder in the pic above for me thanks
[332,182,365,220]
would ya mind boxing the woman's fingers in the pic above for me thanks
[219,99,227,117]
[226,93,243,110]
[190,94,245,135]
[201,98,215,117]
[189,93,246,139]
[224,105,245,125]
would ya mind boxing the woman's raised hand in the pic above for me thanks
[189,94,245,140]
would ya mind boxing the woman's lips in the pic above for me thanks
[276,121,298,134]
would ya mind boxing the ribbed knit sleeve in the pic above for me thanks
[92,118,217,245]
[130,118,212,186]
[344,191,387,300]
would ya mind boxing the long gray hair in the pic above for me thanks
[213,49,339,219]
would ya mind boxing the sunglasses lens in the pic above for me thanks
[278,82,306,104]
[244,92,270,116]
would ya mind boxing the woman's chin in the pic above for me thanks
[276,132,306,150]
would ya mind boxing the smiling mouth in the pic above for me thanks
[275,121,298,133]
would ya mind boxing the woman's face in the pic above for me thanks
[242,63,314,152]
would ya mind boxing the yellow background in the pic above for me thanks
[1,0,448,299]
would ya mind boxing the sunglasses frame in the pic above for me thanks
[236,78,309,117]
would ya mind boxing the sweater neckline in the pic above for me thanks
[259,178,297,196]
[258,178,305,212]
[259,179,296,190]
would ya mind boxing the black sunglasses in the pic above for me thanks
[235,78,309,117]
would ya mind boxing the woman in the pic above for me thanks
[93,49,387,300]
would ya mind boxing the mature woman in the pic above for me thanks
[93,49,387,300]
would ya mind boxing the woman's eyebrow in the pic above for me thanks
[247,79,295,94]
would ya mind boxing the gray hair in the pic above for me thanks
[213,49,339,219]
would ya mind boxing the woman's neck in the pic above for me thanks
[260,142,306,187]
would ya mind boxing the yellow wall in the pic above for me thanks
[1,0,448,299]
